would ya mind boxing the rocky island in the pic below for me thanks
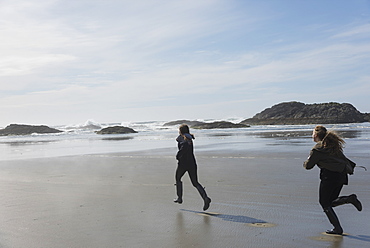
[241,102,370,125]
[191,121,249,129]
[0,124,63,136]
[163,120,249,129]
[95,126,137,134]
[163,120,205,127]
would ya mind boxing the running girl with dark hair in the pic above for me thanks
[174,124,211,211]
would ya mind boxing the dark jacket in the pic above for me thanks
[176,134,197,167]
[304,142,349,185]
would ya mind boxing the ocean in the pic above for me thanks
[1,119,369,161]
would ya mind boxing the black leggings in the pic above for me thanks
[175,165,202,188]
[319,180,344,209]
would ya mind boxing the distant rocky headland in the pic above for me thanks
[165,102,369,128]
[0,124,63,136]
[240,102,370,125]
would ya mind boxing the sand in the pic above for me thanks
[0,148,369,248]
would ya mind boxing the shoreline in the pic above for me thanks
[1,148,369,247]
[1,122,369,162]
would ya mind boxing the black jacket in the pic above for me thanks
[304,142,349,185]
[176,134,197,167]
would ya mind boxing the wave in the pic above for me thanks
[59,117,248,133]
[48,119,370,134]
[62,119,102,130]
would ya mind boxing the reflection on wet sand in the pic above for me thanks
[249,129,363,141]
[336,130,363,139]
[0,140,58,146]
[204,129,364,140]
[175,211,212,247]
[101,136,134,141]
[251,131,312,139]
[206,133,234,137]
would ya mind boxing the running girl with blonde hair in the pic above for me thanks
[304,125,362,235]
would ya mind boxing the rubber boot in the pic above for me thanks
[324,207,343,235]
[196,185,211,211]
[332,194,362,211]
[174,182,183,204]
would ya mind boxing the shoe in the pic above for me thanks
[174,182,183,204]
[323,207,343,235]
[196,185,211,211]
[203,197,211,211]
[332,194,362,211]
[326,228,343,235]
[349,194,362,211]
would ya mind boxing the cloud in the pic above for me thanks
[1,1,249,86]
[0,1,369,125]
[0,54,76,77]
[331,23,370,39]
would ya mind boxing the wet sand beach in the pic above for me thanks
[0,147,369,248]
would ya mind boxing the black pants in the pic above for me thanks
[319,180,344,209]
[175,164,202,188]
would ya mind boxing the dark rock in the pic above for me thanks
[192,121,250,129]
[364,113,370,122]
[163,120,206,127]
[95,126,137,134]
[241,102,368,125]
[164,120,249,129]
[0,124,63,136]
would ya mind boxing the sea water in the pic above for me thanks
[0,119,369,161]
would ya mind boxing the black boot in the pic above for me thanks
[196,185,211,211]
[324,207,343,235]
[332,194,362,211]
[174,182,183,204]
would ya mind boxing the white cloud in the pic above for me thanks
[0,54,76,77]
[0,0,369,125]
[331,23,370,39]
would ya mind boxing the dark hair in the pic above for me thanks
[314,125,345,154]
[179,124,195,139]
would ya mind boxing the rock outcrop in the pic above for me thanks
[164,120,249,129]
[241,102,368,125]
[364,113,370,122]
[163,120,205,127]
[95,126,137,134]
[0,124,63,136]
[192,121,249,129]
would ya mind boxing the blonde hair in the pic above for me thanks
[314,125,345,154]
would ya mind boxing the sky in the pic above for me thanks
[1,0,370,127]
